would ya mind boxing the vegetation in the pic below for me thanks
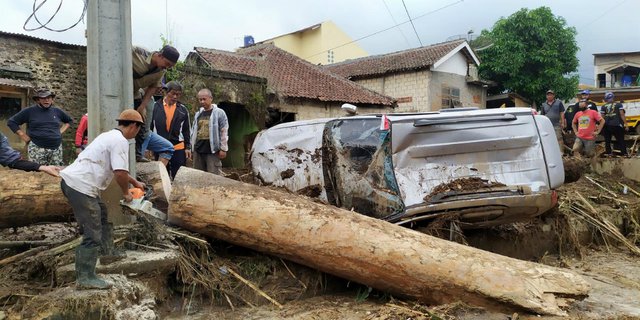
[473,7,579,104]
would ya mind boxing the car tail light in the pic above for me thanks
[551,190,558,207]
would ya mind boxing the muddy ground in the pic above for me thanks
[1,171,640,319]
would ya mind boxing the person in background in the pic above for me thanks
[131,45,179,163]
[579,89,598,111]
[190,88,229,175]
[75,113,88,155]
[150,81,191,179]
[7,88,73,165]
[572,100,604,158]
[539,89,566,152]
[60,109,146,290]
[0,131,60,176]
[600,91,628,156]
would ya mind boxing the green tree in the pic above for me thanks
[476,7,579,104]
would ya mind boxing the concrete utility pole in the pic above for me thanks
[86,0,134,224]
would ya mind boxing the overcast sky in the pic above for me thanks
[1,0,638,86]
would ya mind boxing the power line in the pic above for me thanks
[401,0,422,47]
[580,0,629,28]
[305,0,463,60]
[23,0,87,32]
[382,0,411,47]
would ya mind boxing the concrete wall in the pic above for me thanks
[268,21,368,65]
[594,52,640,88]
[429,71,485,111]
[353,69,485,112]
[0,33,87,160]
[354,70,431,113]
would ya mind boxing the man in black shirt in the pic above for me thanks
[601,92,627,156]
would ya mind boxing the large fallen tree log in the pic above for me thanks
[135,161,172,212]
[0,163,171,229]
[169,167,590,316]
[0,170,71,229]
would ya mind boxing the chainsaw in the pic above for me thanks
[120,187,167,221]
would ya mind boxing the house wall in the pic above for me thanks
[353,70,431,113]
[0,33,87,160]
[429,71,485,110]
[273,100,392,120]
[432,51,468,76]
[594,53,640,87]
[268,21,368,65]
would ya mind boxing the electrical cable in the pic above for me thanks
[305,0,463,60]
[23,0,88,32]
[382,0,411,47]
[401,0,422,47]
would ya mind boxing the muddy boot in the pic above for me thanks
[100,223,126,265]
[75,246,112,290]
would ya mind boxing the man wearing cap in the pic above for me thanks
[539,90,566,152]
[601,92,627,156]
[131,45,179,164]
[60,109,146,290]
[7,88,73,166]
[0,131,61,176]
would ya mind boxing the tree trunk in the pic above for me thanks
[169,167,590,316]
[0,170,72,229]
[135,162,172,212]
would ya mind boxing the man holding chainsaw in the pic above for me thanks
[59,109,146,290]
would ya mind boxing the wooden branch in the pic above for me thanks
[223,266,283,308]
[575,192,640,256]
[0,240,52,249]
[167,228,209,245]
[618,182,640,197]
[0,246,47,266]
[600,195,630,204]
[43,237,82,256]
[280,258,307,290]
[585,176,618,198]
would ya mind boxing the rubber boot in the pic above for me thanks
[75,246,112,290]
[100,223,126,265]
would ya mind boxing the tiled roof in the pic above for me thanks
[193,44,395,106]
[325,39,467,78]
[0,78,34,89]
[0,30,85,48]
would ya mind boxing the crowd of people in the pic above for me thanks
[540,89,629,158]
[1,45,229,290]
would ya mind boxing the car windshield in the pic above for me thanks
[322,118,404,220]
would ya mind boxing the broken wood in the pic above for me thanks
[0,246,47,266]
[136,161,172,212]
[585,176,618,198]
[168,167,590,316]
[0,171,72,229]
[618,182,640,197]
[0,240,52,249]
[223,266,283,309]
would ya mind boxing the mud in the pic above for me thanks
[425,177,506,202]
[280,169,295,179]
[563,156,590,183]
[296,184,323,198]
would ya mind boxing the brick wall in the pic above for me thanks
[353,70,486,112]
[0,32,87,161]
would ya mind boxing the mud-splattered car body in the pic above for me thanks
[251,108,564,228]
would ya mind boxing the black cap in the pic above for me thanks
[160,45,179,63]
[32,88,55,100]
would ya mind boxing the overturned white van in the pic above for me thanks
[251,107,564,228]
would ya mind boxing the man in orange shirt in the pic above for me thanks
[150,81,191,179]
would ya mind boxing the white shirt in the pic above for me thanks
[60,129,130,197]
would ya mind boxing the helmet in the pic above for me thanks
[580,89,591,95]
[604,92,614,101]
